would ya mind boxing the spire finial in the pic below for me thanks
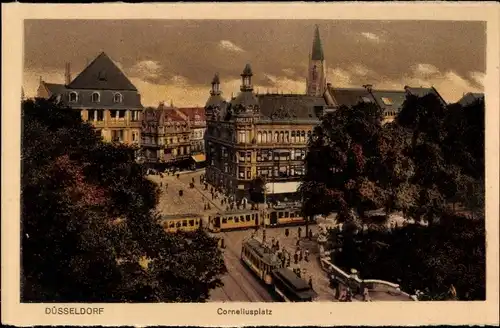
[311,25,324,61]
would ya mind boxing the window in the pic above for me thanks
[189,220,195,227]
[182,220,187,227]
[246,170,251,179]
[263,132,267,143]
[301,131,306,143]
[291,131,296,143]
[91,92,100,103]
[285,131,290,143]
[69,92,78,102]
[114,93,123,103]
[98,70,107,81]
[131,110,140,121]
[381,97,393,106]
[118,110,126,119]
[238,167,245,178]
[132,132,137,142]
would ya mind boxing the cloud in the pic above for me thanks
[413,63,440,76]
[327,68,353,87]
[469,71,485,87]
[218,40,245,53]
[349,64,374,77]
[360,32,382,43]
[130,60,162,80]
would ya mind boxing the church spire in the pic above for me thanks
[311,25,324,61]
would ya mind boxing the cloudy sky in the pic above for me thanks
[24,20,485,107]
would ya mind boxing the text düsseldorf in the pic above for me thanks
[45,307,104,315]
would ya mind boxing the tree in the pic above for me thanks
[299,102,386,228]
[320,94,485,300]
[22,98,226,302]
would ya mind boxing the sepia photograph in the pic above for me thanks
[2,2,499,327]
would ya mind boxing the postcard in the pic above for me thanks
[2,2,499,326]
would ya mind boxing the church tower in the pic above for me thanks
[306,25,327,96]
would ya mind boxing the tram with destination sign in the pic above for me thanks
[241,238,318,302]
[208,205,314,232]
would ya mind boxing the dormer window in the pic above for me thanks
[69,91,78,102]
[92,92,100,103]
[98,70,107,81]
[114,93,123,103]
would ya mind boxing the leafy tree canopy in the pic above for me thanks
[303,94,485,300]
[22,98,226,302]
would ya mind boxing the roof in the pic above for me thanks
[311,25,324,61]
[405,86,448,106]
[242,63,253,76]
[369,90,407,111]
[458,92,484,106]
[257,94,325,121]
[43,82,68,96]
[232,90,259,108]
[327,86,373,108]
[244,238,281,267]
[177,107,205,121]
[162,108,188,123]
[272,268,318,300]
[206,94,226,107]
[212,73,220,84]
[67,52,137,91]
[160,213,203,220]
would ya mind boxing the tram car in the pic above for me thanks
[159,213,204,233]
[241,238,318,302]
[207,205,315,232]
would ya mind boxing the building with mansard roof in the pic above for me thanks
[37,52,143,145]
[204,25,447,202]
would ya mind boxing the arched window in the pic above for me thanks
[285,131,290,143]
[91,92,100,103]
[113,93,123,103]
[301,131,306,143]
[274,131,279,143]
[257,131,262,144]
[279,131,284,143]
[69,92,78,102]
[291,131,296,143]
[263,131,267,143]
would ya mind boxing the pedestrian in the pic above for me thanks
[286,258,291,267]
[220,237,225,249]
[305,249,310,262]
[296,239,300,247]
[192,177,195,184]
[276,240,280,251]
[160,182,163,188]
[298,227,302,238]
[294,253,298,264]
[363,287,371,302]
[346,287,352,302]
[285,228,289,237]
[309,229,313,239]
[308,276,313,288]
[299,251,303,262]
[177,173,180,179]
[263,230,267,243]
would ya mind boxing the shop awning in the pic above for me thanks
[265,181,300,194]
[191,154,206,163]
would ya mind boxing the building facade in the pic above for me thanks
[141,104,206,169]
[37,52,143,145]
[204,26,447,201]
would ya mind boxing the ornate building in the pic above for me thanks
[141,103,206,168]
[204,26,447,201]
[37,52,143,145]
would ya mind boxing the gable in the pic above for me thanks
[67,52,137,91]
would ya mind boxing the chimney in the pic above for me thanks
[65,63,72,85]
